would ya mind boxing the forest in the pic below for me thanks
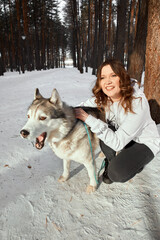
[0,0,160,121]
[0,0,67,73]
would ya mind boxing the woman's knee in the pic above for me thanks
[107,143,154,183]
[107,164,132,183]
[108,170,128,183]
[108,163,145,183]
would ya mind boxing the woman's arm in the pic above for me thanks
[84,113,145,152]
[76,97,149,152]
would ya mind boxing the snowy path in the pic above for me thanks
[0,68,160,240]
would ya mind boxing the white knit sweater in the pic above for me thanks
[81,83,160,156]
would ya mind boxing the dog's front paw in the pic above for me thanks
[86,185,96,193]
[58,175,68,182]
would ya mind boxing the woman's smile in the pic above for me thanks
[105,85,115,91]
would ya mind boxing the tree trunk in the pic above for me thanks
[72,28,77,67]
[70,0,83,72]
[15,0,25,73]
[92,0,98,75]
[127,0,136,68]
[107,0,112,58]
[22,0,33,71]
[114,0,127,64]
[0,53,4,75]
[128,0,148,83]
[144,0,160,124]
[41,1,46,70]
[103,0,107,59]
[134,1,139,41]
[4,0,13,71]
[90,0,94,58]
[86,0,91,72]
[73,0,83,73]
[97,0,103,67]
[9,0,16,70]
[0,35,5,75]
[33,0,41,70]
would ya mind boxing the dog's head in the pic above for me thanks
[20,88,65,150]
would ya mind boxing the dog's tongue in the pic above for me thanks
[35,132,46,150]
[37,135,44,142]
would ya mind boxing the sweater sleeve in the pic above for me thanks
[85,97,149,152]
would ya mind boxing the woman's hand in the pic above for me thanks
[75,108,89,122]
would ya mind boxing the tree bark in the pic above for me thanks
[144,0,160,124]
[128,0,148,83]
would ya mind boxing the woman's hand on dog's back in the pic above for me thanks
[75,108,89,122]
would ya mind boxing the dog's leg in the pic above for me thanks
[58,159,70,182]
[84,161,97,193]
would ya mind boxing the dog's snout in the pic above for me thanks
[20,129,30,138]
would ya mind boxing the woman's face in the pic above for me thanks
[99,64,122,102]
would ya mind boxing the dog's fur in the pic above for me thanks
[20,89,105,193]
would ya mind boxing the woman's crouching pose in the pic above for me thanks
[75,59,160,184]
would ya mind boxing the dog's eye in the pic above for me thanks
[39,116,47,121]
[27,114,30,119]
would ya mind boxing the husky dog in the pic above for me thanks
[20,89,105,193]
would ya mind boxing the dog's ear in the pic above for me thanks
[34,88,43,100]
[50,88,62,107]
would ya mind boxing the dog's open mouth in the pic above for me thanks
[35,132,47,150]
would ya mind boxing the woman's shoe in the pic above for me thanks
[102,173,113,184]
[102,158,113,184]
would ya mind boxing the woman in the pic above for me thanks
[75,59,160,184]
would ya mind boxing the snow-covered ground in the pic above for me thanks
[0,68,160,240]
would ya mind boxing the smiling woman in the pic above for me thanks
[93,59,135,113]
[100,65,121,102]
[75,59,160,185]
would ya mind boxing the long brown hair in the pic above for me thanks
[92,59,136,113]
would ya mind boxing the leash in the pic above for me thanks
[83,122,105,185]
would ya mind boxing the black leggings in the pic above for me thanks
[100,132,154,183]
